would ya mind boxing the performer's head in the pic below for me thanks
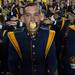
[23,3,44,32]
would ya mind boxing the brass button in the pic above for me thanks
[47,69,50,73]
[32,45,35,48]
[32,35,35,38]
[32,52,36,55]
[6,72,10,75]
[34,38,36,40]
[31,35,35,39]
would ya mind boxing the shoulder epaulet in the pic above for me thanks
[45,30,55,58]
[40,26,49,30]
[68,25,75,31]
[13,27,25,33]
[8,31,23,61]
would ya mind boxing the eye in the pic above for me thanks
[25,13,30,17]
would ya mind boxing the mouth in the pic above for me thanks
[27,22,39,32]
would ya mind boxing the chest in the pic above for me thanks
[15,31,48,62]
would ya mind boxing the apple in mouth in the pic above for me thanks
[29,22,37,29]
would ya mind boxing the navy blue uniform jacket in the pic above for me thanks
[5,26,57,75]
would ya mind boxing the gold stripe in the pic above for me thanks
[61,17,65,30]
[0,0,2,6]
[45,30,55,58]
[8,32,23,61]
[45,3,48,11]
[69,25,75,31]
[16,14,19,19]
[16,8,18,13]
[16,8,19,19]
[3,30,7,37]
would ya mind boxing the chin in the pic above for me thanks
[29,29,37,32]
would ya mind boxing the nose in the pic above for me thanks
[30,15,35,22]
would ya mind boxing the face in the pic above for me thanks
[24,5,43,32]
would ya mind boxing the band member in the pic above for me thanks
[4,3,57,75]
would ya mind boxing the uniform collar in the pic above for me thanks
[24,25,39,38]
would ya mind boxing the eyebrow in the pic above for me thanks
[24,11,40,15]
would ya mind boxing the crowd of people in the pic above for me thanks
[0,0,75,75]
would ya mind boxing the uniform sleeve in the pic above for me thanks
[8,42,19,74]
[45,41,57,75]
[3,34,21,75]
[2,33,9,73]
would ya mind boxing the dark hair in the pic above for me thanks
[24,3,37,8]
[23,2,42,14]
[0,15,4,23]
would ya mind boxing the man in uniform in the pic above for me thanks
[59,10,75,75]
[4,3,57,75]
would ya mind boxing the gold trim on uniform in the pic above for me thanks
[8,32,23,61]
[45,30,55,58]
[69,25,75,31]
[60,17,65,30]
[3,30,7,37]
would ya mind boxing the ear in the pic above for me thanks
[40,12,45,21]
